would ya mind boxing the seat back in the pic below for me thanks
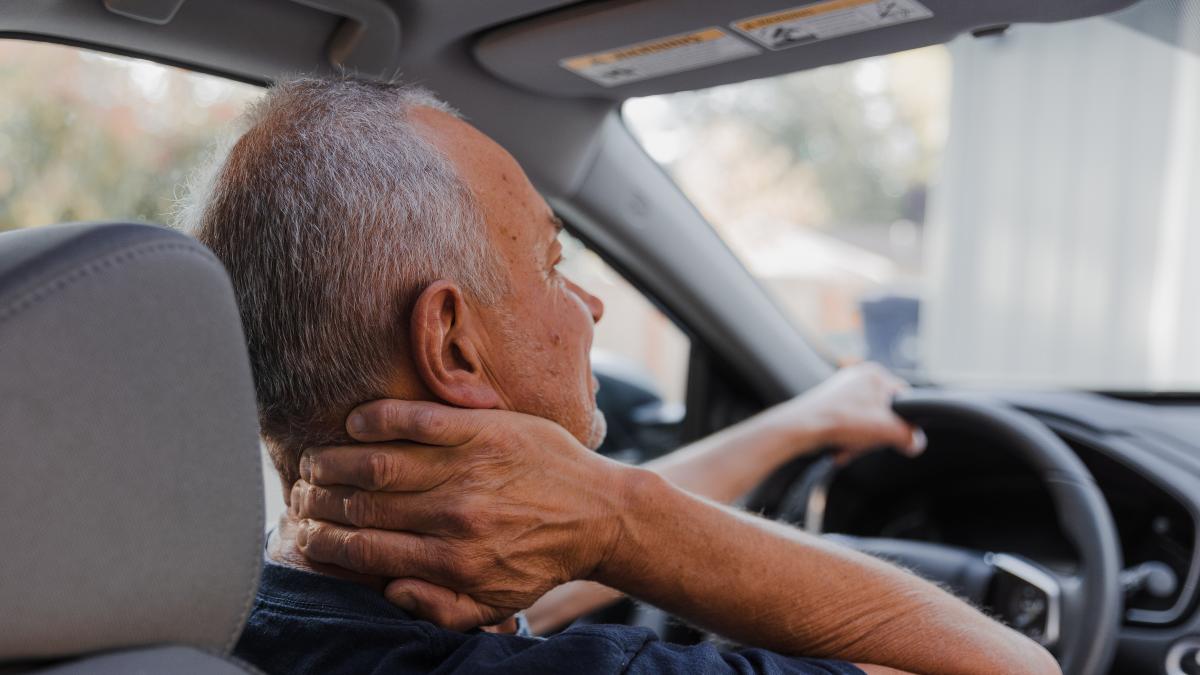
[0,223,263,671]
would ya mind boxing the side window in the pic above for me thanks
[0,40,259,231]
[557,231,691,462]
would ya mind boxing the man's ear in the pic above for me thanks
[409,280,502,409]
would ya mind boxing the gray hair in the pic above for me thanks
[175,77,504,486]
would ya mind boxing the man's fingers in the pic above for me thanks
[384,578,512,631]
[297,520,457,584]
[832,422,926,465]
[300,444,453,491]
[291,480,451,531]
[346,399,485,445]
[883,419,926,457]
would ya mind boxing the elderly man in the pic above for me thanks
[185,77,1058,675]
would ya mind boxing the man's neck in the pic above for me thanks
[270,513,388,592]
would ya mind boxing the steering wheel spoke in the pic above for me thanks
[984,552,1070,650]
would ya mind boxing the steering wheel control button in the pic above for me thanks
[1166,638,1200,675]
[984,553,1061,648]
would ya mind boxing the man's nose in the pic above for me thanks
[568,278,605,324]
[585,290,604,324]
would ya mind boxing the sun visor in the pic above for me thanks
[474,0,1140,99]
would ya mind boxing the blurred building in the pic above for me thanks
[922,2,1200,390]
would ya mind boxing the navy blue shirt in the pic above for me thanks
[234,561,866,675]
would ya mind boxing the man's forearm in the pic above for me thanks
[527,415,815,633]
[641,410,814,503]
[527,364,929,633]
[591,466,1059,675]
[527,404,902,634]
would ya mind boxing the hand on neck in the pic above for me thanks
[270,510,523,634]
[269,511,388,593]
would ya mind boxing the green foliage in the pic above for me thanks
[0,40,259,232]
[628,48,948,231]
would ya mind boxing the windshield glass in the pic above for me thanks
[624,0,1200,391]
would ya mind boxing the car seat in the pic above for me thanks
[0,222,263,673]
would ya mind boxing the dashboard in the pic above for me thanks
[792,391,1200,674]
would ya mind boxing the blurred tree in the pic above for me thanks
[625,47,949,242]
[623,46,949,363]
[0,40,259,232]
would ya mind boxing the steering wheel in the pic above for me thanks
[786,391,1122,675]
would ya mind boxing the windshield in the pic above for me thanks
[625,0,1200,391]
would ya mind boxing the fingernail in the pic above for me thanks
[299,454,313,482]
[296,519,311,548]
[391,592,416,613]
[348,413,366,435]
[908,428,928,456]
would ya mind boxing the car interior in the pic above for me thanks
[3,1,1200,674]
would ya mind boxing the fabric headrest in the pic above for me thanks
[0,223,263,663]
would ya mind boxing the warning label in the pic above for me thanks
[732,0,934,51]
[560,28,760,88]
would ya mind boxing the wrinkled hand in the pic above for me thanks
[772,362,925,464]
[290,400,631,630]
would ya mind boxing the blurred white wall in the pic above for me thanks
[922,0,1200,389]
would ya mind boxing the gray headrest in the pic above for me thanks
[0,223,263,664]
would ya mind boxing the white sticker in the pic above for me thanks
[732,0,934,51]
[560,28,761,88]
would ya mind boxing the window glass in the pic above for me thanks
[0,40,259,231]
[625,0,1200,391]
[556,230,690,464]
[558,230,690,407]
[624,45,944,376]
